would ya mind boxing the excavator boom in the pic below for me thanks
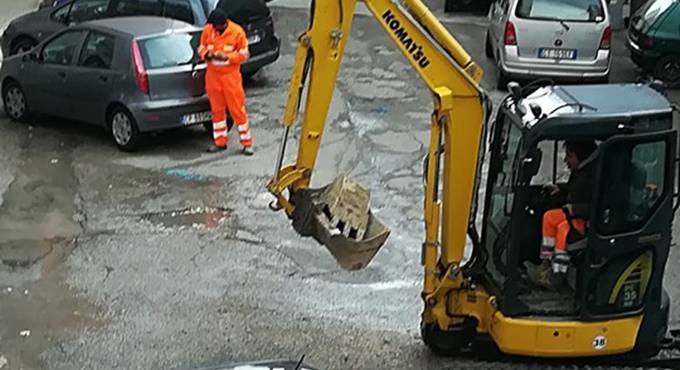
[267,0,488,336]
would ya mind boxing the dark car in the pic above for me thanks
[627,0,680,87]
[1,0,280,78]
[1,17,214,151]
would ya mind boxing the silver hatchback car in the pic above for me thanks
[486,0,612,89]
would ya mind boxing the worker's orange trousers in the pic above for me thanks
[541,209,586,259]
[206,68,252,148]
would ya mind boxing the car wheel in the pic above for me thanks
[654,55,680,88]
[108,107,142,152]
[496,62,509,90]
[485,32,493,59]
[2,81,31,122]
[445,0,474,12]
[10,38,37,55]
[243,69,260,80]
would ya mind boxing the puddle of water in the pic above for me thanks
[142,206,231,229]
[0,135,96,369]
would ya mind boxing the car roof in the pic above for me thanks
[81,16,200,38]
[513,83,672,127]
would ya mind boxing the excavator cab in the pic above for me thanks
[478,83,677,356]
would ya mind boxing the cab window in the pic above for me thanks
[596,140,668,235]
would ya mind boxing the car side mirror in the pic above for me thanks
[23,50,41,63]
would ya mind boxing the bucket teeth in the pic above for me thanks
[290,175,391,270]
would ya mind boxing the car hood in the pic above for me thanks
[7,7,52,28]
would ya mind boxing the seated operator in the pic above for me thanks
[526,140,598,290]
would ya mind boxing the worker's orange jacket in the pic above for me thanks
[198,22,249,71]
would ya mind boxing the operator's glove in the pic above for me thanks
[552,251,570,274]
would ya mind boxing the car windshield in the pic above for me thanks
[138,31,201,69]
[516,0,605,22]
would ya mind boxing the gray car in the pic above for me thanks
[1,17,211,151]
[486,0,612,89]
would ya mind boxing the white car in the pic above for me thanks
[486,0,612,89]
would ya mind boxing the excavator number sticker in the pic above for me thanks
[593,335,607,350]
[381,10,431,69]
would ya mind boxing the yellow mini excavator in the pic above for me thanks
[266,0,680,363]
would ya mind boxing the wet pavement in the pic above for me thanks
[1,0,680,369]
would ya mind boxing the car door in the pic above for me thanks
[21,30,87,118]
[62,0,112,25]
[66,30,118,125]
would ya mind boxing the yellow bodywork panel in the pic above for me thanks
[490,311,643,357]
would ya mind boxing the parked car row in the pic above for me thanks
[1,0,280,151]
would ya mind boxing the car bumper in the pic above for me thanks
[500,46,611,81]
[626,35,658,70]
[127,95,212,133]
[241,36,280,75]
[0,31,11,58]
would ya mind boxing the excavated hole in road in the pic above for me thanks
[142,206,232,229]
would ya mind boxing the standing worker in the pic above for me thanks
[198,9,254,155]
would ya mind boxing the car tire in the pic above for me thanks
[2,81,31,122]
[445,0,474,12]
[496,63,509,91]
[10,37,37,55]
[108,106,142,152]
[485,32,493,59]
[243,69,260,80]
[653,55,680,88]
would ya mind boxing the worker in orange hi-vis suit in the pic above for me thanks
[198,9,254,155]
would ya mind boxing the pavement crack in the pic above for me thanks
[103,265,114,281]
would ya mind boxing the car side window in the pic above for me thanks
[163,0,195,24]
[112,0,160,17]
[41,31,85,65]
[78,32,116,69]
[67,0,111,23]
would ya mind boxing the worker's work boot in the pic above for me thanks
[524,260,563,291]
[207,144,227,153]
[241,146,254,156]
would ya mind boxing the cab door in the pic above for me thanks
[581,130,676,320]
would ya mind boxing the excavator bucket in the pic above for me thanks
[291,175,390,270]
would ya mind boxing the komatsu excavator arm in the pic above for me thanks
[267,0,490,336]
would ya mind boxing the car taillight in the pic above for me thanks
[599,26,612,50]
[640,34,655,49]
[131,40,149,95]
[504,21,517,46]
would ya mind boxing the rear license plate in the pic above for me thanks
[181,111,211,125]
[538,48,576,60]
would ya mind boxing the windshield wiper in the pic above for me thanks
[559,19,570,31]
